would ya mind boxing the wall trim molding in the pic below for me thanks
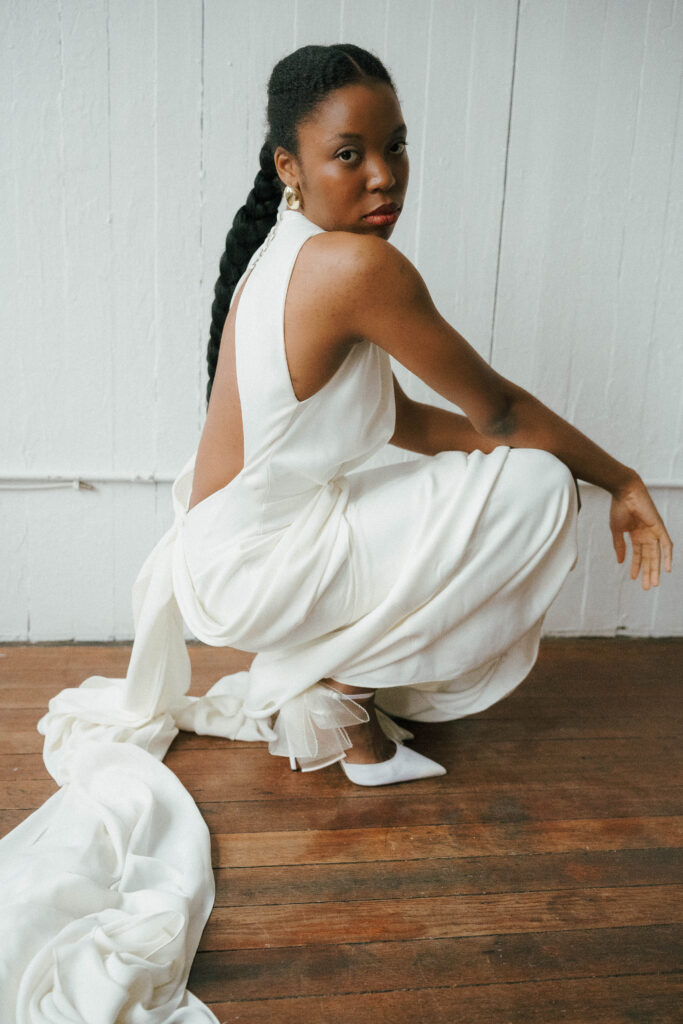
[1,473,682,491]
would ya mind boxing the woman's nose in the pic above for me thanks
[366,156,395,190]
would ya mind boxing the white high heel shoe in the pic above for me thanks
[290,685,447,786]
[340,739,447,786]
[285,685,447,783]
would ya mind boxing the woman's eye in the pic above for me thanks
[337,143,407,163]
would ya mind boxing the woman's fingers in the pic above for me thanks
[661,526,674,573]
[634,532,663,589]
[642,540,656,590]
[641,524,674,589]
[612,529,626,564]
[609,484,673,587]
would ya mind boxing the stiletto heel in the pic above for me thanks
[281,683,444,783]
[319,683,446,786]
[339,740,447,786]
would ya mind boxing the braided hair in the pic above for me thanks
[205,43,396,405]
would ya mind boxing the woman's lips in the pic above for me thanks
[363,209,400,226]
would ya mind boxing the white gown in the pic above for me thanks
[0,202,579,1021]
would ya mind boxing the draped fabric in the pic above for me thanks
[0,203,579,1018]
[0,743,218,1024]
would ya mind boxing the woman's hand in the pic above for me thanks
[609,475,674,589]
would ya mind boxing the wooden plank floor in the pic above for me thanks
[1,638,681,1023]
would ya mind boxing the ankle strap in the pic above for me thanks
[322,683,375,699]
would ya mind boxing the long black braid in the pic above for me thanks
[205,43,396,406]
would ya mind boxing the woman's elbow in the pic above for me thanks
[476,390,520,440]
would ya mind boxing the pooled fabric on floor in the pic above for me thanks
[0,741,218,1023]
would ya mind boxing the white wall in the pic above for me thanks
[1,0,681,641]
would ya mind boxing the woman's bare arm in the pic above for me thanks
[390,375,498,455]
[315,231,673,587]
[330,233,629,490]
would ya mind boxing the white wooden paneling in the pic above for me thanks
[493,0,683,471]
[152,1,204,474]
[386,1,520,410]
[2,0,70,474]
[1,0,680,640]
[107,0,161,474]
[492,0,682,636]
[0,493,29,641]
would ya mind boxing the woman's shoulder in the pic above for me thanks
[294,227,416,308]
[284,229,409,352]
[303,226,401,270]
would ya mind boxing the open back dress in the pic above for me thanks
[168,201,579,769]
[0,200,579,1022]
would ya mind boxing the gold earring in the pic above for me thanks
[284,184,302,210]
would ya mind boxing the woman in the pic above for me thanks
[173,42,672,786]
[0,43,675,1018]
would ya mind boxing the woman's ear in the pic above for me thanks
[273,146,300,190]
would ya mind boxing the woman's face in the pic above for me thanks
[275,81,409,238]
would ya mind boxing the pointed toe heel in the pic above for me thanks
[339,741,447,787]
[289,754,299,771]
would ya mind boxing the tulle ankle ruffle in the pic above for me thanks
[268,682,415,771]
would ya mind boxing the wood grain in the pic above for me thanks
[1,638,681,1021]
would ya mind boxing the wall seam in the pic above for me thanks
[197,0,206,427]
[488,0,521,365]
[414,0,435,267]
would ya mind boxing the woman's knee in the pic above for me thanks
[511,448,578,524]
